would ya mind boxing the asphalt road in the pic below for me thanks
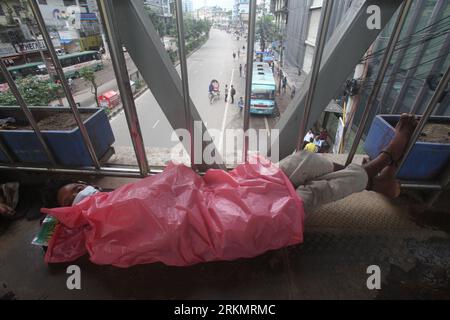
[110,29,278,162]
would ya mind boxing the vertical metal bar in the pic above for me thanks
[395,64,450,176]
[378,0,425,112]
[411,33,450,115]
[426,164,450,207]
[0,59,57,165]
[243,0,257,163]
[296,0,334,151]
[345,0,413,166]
[0,137,15,164]
[391,0,446,114]
[174,0,195,169]
[28,0,101,169]
[96,0,149,176]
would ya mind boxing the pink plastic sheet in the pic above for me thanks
[42,157,304,268]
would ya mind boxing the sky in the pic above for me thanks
[192,0,235,10]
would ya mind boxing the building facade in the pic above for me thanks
[282,0,353,74]
[37,0,103,52]
[0,0,62,66]
[270,0,287,31]
[183,0,193,13]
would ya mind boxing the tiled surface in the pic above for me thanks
[1,186,449,300]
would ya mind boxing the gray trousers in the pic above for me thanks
[279,152,368,215]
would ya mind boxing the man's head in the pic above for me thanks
[310,138,314,143]
[56,182,90,207]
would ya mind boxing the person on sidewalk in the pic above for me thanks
[224,85,229,103]
[304,138,318,153]
[291,85,296,99]
[233,52,236,60]
[239,64,243,77]
[230,85,236,104]
[238,96,244,110]
[282,76,287,94]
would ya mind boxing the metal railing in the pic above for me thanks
[0,0,258,177]
[0,0,447,199]
[296,0,334,151]
[345,0,413,167]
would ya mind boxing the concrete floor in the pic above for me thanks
[1,188,449,300]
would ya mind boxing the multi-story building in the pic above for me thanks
[195,6,229,26]
[283,0,353,74]
[270,0,287,31]
[144,0,174,18]
[37,0,103,53]
[0,0,62,66]
[183,0,193,13]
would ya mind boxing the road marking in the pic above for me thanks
[264,116,270,136]
[152,119,160,129]
[218,68,235,153]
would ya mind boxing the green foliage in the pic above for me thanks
[0,76,61,106]
[79,67,100,108]
[145,7,211,41]
[257,15,281,52]
[79,67,96,85]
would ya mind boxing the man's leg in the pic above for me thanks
[296,164,368,214]
[279,151,335,188]
[292,114,418,214]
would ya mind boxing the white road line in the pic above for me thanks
[264,116,270,136]
[152,119,160,129]
[218,68,235,153]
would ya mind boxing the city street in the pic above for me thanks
[109,29,279,163]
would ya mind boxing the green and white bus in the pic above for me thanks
[0,62,43,86]
[0,51,103,89]
[38,50,103,80]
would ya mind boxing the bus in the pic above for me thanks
[38,50,103,79]
[0,62,43,86]
[250,63,277,115]
[0,51,103,86]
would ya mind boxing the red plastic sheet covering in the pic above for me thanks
[42,157,305,268]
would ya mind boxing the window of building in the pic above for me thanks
[63,0,77,6]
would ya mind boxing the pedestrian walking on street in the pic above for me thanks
[225,84,229,102]
[230,85,236,104]
[282,76,287,94]
[233,52,236,60]
[68,77,74,93]
[238,49,241,58]
[291,85,296,99]
[239,64,243,77]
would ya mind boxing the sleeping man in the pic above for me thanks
[39,114,418,268]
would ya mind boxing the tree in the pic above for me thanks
[145,7,167,39]
[256,15,280,52]
[79,67,100,108]
[0,76,61,106]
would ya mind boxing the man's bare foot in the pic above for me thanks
[372,165,401,199]
[384,114,418,164]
